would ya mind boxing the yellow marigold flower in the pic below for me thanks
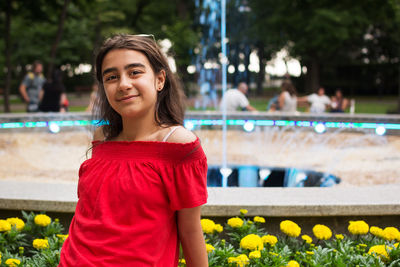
[382,227,400,241]
[200,219,216,234]
[348,220,369,235]
[179,258,186,264]
[5,258,21,267]
[280,220,301,237]
[240,234,264,251]
[370,226,384,238]
[302,234,313,244]
[335,234,344,240]
[6,218,25,231]
[306,251,314,255]
[240,209,248,215]
[205,243,215,253]
[33,238,49,249]
[228,257,237,263]
[227,217,244,228]
[287,260,300,267]
[0,220,11,232]
[228,254,250,266]
[34,214,51,227]
[313,224,332,240]
[262,234,278,246]
[215,224,223,233]
[253,216,265,223]
[368,245,390,261]
[249,250,261,259]
[57,234,69,242]
[247,221,253,225]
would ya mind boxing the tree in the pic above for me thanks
[47,0,71,80]
[3,0,12,112]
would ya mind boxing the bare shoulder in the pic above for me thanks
[166,126,197,144]
[93,126,105,141]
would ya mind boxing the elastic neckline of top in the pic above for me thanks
[92,136,199,146]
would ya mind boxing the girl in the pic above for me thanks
[59,34,208,267]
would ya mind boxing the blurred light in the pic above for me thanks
[220,167,232,177]
[314,123,326,134]
[375,126,386,136]
[228,65,235,74]
[259,169,271,180]
[295,172,307,184]
[238,64,245,72]
[243,121,255,132]
[187,65,196,74]
[48,122,60,133]
[184,120,195,131]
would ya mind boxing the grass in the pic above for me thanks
[0,95,398,114]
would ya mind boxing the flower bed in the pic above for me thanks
[0,212,66,266]
[0,210,399,266]
[199,209,400,267]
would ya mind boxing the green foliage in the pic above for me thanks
[202,211,400,266]
[0,0,198,94]
[0,211,66,267]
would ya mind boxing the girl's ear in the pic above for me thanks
[156,70,166,91]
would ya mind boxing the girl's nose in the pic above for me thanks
[118,74,131,91]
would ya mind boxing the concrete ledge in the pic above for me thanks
[204,187,400,217]
[0,181,77,213]
[0,180,399,217]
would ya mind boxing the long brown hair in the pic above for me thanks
[281,81,297,96]
[94,34,186,140]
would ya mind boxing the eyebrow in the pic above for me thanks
[102,63,146,77]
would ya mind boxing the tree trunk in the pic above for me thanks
[47,0,71,80]
[3,0,12,113]
[244,44,251,87]
[232,43,239,87]
[304,57,320,93]
[398,61,400,113]
[256,42,265,95]
[130,0,148,31]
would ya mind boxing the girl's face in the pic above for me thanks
[101,49,165,119]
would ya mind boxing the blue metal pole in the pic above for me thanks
[221,0,228,187]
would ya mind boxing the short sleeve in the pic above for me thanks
[22,74,31,86]
[161,151,208,211]
[239,93,249,108]
[307,94,315,102]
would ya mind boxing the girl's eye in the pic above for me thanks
[130,70,142,76]
[104,74,118,82]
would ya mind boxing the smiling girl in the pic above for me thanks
[59,34,208,267]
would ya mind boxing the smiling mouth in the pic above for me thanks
[118,95,139,101]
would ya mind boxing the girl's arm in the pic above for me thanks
[278,92,285,110]
[177,206,208,267]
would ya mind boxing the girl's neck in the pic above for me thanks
[118,115,162,142]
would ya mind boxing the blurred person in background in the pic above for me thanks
[219,82,256,112]
[19,60,46,112]
[298,87,331,113]
[39,68,68,112]
[330,89,348,113]
[279,81,297,113]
